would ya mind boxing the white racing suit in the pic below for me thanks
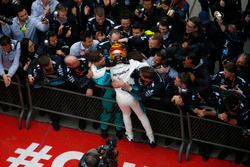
[110,59,155,142]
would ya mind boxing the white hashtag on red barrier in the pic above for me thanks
[7,142,52,167]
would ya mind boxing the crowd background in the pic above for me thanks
[1,0,250,165]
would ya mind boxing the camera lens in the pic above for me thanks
[0,15,13,25]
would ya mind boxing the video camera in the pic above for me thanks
[0,15,13,25]
[79,136,118,167]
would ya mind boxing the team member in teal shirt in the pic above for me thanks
[89,51,123,139]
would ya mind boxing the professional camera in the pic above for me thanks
[79,137,118,167]
[137,7,145,19]
[0,15,13,25]
[137,7,145,14]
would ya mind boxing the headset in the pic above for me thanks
[156,17,173,31]
[44,30,57,46]
[53,3,66,18]
[53,3,68,20]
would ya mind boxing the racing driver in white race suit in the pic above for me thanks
[109,43,156,147]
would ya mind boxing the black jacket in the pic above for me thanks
[128,69,165,102]
[65,57,95,89]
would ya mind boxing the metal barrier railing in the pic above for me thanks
[3,79,250,162]
[0,75,25,129]
[26,84,186,162]
[5,78,250,162]
[186,112,250,161]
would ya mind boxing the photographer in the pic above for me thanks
[0,4,49,45]
[79,137,118,167]
[134,0,161,30]
[215,12,244,63]
[48,3,74,46]
[210,0,242,24]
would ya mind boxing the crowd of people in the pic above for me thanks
[1,0,250,164]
